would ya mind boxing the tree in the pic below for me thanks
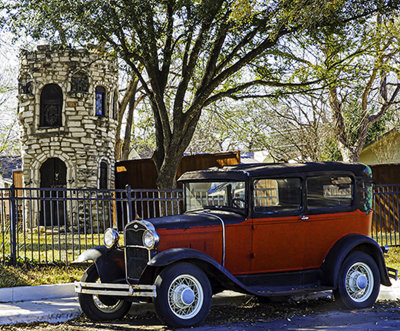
[114,72,146,161]
[188,96,337,162]
[256,95,335,162]
[0,32,20,156]
[2,0,396,187]
[264,12,400,162]
[187,99,271,153]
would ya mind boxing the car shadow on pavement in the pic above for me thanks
[64,296,338,330]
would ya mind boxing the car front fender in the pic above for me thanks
[321,234,391,287]
[73,245,125,283]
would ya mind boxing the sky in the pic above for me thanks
[0,31,20,125]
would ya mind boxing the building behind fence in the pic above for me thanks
[0,184,398,265]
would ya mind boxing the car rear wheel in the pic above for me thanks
[154,262,212,328]
[334,251,380,309]
[78,265,132,321]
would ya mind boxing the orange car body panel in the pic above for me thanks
[303,209,372,269]
[156,209,372,276]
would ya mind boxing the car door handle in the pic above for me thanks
[301,216,309,221]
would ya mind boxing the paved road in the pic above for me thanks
[1,282,400,329]
[13,297,400,330]
[195,306,400,330]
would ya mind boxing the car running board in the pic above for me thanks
[246,284,334,297]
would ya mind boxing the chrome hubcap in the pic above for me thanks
[345,262,373,302]
[181,288,195,305]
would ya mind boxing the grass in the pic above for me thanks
[0,264,87,288]
[0,231,125,264]
[384,246,400,271]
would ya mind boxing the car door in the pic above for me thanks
[302,174,361,270]
[251,177,306,273]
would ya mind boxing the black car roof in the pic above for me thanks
[178,162,370,181]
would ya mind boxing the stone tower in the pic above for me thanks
[18,45,118,190]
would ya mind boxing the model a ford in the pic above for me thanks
[74,162,396,328]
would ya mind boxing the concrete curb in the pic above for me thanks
[0,297,81,326]
[0,283,76,303]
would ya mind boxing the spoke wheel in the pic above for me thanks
[78,265,132,321]
[168,274,204,319]
[344,262,373,302]
[154,262,212,328]
[334,251,380,309]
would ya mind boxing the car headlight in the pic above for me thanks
[142,229,159,249]
[104,228,119,248]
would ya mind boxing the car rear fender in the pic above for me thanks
[321,234,391,287]
[139,248,248,293]
[73,245,125,283]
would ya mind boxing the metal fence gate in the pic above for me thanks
[372,184,400,247]
[0,184,399,265]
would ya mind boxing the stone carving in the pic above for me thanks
[19,81,33,95]
[71,75,89,93]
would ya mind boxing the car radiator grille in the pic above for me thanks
[125,223,150,282]
[126,247,149,281]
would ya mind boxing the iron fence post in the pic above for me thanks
[9,184,17,266]
[126,185,133,222]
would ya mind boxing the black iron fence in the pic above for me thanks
[0,185,183,265]
[0,184,399,265]
[372,184,400,247]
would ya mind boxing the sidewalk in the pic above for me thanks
[0,281,399,326]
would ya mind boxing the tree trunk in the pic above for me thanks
[153,113,201,189]
[155,160,180,189]
[121,93,136,160]
[337,142,355,163]
[114,77,138,160]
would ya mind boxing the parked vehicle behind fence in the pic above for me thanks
[74,162,397,328]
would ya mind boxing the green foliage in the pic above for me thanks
[1,0,397,184]
[320,136,342,161]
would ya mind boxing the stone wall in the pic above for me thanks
[18,45,118,189]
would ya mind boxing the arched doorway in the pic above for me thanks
[40,158,67,226]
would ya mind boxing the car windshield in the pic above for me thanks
[185,181,246,214]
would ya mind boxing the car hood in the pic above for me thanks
[147,210,246,230]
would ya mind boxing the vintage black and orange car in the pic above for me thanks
[74,162,397,328]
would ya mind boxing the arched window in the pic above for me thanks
[95,86,106,116]
[99,161,108,189]
[40,84,63,127]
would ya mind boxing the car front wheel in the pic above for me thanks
[78,265,132,321]
[334,251,380,309]
[154,262,212,328]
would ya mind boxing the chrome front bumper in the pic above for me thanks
[74,282,156,298]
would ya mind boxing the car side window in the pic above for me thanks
[307,175,353,209]
[253,178,302,213]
